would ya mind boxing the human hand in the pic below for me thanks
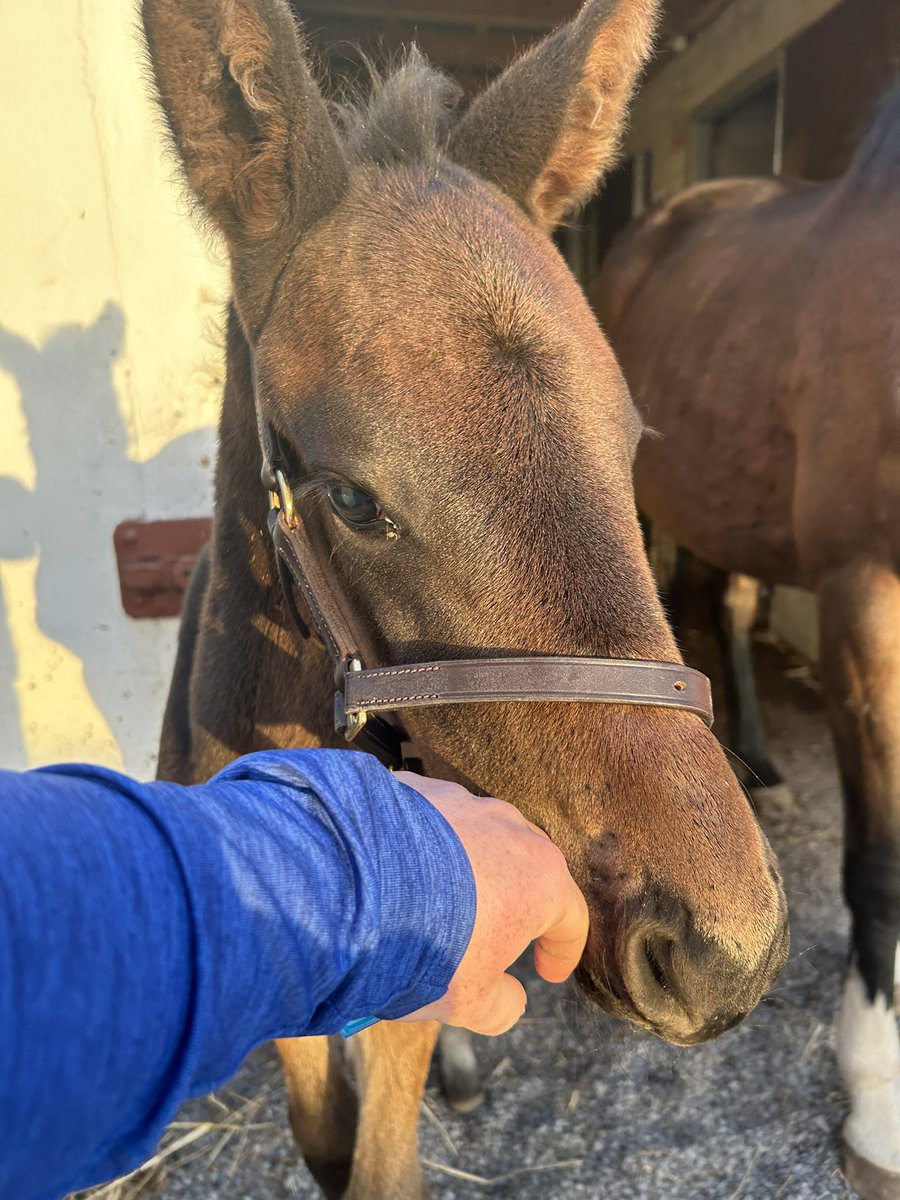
[393,772,589,1036]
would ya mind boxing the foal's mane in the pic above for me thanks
[331,48,464,168]
[845,82,900,187]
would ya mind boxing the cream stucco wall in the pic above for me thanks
[0,0,228,775]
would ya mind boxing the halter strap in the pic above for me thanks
[340,656,711,722]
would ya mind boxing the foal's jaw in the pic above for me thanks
[412,694,788,1045]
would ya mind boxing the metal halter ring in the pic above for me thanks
[270,468,296,527]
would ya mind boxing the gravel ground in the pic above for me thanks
[93,634,859,1200]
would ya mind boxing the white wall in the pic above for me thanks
[0,0,228,776]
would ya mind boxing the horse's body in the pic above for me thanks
[143,1,789,1195]
[591,89,900,1200]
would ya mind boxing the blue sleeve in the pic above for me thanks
[0,749,476,1200]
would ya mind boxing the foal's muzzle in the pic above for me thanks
[577,883,790,1045]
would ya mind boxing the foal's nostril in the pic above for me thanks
[643,936,676,1003]
[625,930,683,1023]
[644,938,670,994]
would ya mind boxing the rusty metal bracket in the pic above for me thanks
[114,518,212,618]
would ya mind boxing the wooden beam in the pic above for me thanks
[626,0,844,198]
[292,0,578,32]
[659,0,734,44]
[299,0,744,44]
[300,1,748,84]
[303,11,543,71]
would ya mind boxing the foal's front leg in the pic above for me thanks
[345,1020,440,1200]
[818,560,900,1200]
[278,1036,358,1200]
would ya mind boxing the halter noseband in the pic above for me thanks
[252,354,713,770]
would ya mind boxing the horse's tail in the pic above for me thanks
[842,82,900,190]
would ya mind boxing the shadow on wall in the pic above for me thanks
[0,301,214,769]
[0,589,27,765]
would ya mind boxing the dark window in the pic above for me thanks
[707,76,779,179]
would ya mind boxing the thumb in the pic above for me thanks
[533,874,590,984]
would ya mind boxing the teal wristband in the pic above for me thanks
[339,1016,380,1038]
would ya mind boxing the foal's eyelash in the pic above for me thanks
[293,472,340,503]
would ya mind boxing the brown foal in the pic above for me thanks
[142,1,789,1196]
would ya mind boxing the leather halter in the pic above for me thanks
[252,355,713,769]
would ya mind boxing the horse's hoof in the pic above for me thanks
[439,1061,485,1113]
[749,782,796,823]
[445,1085,485,1114]
[437,1026,485,1113]
[843,1140,900,1200]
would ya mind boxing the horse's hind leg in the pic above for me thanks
[437,1025,484,1113]
[278,1036,358,1199]
[709,569,793,818]
[344,1020,440,1200]
[644,540,789,810]
[817,560,900,1199]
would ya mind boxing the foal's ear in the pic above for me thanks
[449,0,659,232]
[142,0,347,328]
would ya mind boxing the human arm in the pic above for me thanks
[0,750,588,1200]
[0,749,474,1200]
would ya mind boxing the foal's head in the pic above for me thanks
[144,0,788,1044]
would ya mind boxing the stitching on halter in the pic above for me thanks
[362,665,441,678]
[279,533,342,664]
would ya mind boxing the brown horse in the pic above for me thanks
[141,0,789,1196]
[591,87,900,1200]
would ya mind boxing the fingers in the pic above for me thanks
[464,972,528,1036]
[533,868,590,984]
[399,972,528,1036]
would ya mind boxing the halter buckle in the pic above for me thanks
[335,655,368,741]
[269,468,296,527]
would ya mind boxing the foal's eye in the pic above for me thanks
[327,483,378,525]
[326,482,397,538]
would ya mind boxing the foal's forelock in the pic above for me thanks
[333,47,464,168]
